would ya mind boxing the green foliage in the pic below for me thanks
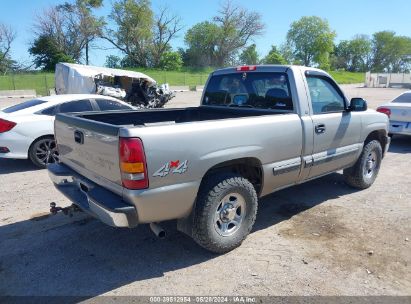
[332,36,372,72]
[29,35,74,71]
[184,1,264,67]
[105,55,121,68]
[184,21,221,67]
[263,45,287,64]
[159,51,183,71]
[286,16,336,68]
[371,31,411,72]
[239,44,259,65]
[107,0,154,67]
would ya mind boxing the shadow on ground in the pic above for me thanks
[388,135,411,154]
[0,170,358,298]
[0,158,39,174]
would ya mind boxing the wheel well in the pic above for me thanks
[200,158,263,196]
[365,130,387,156]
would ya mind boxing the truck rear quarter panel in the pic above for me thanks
[119,113,303,221]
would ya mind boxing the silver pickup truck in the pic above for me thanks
[48,65,390,253]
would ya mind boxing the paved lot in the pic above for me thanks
[0,87,410,297]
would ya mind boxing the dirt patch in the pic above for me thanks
[279,204,349,241]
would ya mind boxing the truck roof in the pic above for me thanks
[211,64,331,78]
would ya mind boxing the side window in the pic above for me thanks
[306,77,345,114]
[96,99,131,111]
[40,106,57,116]
[59,100,93,113]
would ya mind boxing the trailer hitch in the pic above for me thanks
[50,202,81,217]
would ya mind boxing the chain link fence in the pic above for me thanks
[0,71,210,96]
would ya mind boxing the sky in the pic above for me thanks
[1,0,411,67]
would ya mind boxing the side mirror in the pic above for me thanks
[349,97,368,111]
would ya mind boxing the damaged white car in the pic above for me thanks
[55,63,175,108]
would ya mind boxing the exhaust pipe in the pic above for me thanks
[150,222,166,239]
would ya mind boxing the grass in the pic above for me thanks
[0,69,364,96]
[329,71,365,84]
[0,73,55,96]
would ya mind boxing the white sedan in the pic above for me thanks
[377,91,411,137]
[0,94,134,168]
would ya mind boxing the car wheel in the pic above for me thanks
[29,136,59,168]
[343,140,382,189]
[192,173,258,253]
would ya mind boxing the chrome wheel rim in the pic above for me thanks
[364,150,378,179]
[35,138,59,166]
[214,193,246,237]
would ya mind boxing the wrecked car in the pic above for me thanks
[55,63,175,108]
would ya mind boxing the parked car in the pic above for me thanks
[377,91,411,136]
[0,94,134,168]
[48,65,390,253]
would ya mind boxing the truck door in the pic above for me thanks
[305,74,362,179]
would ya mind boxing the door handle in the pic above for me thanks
[74,130,84,144]
[315,123,326,134]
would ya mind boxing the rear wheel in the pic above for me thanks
[29,136,59,168]
[192,173,258,253]
[343,140,382,189]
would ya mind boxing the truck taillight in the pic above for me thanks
[376,107,391,118]
[119,137,148,190]
[0,118,16,133]
[236,65,257,71]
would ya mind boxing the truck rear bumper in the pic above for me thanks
[48,163,138,228]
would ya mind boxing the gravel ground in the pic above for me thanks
[0,87,410,297]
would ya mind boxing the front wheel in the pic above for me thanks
[192,173,258,253]
[29,136,59,168]
[343,140,382,189]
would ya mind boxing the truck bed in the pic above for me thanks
[77,106,287,127]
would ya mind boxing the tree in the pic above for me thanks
[333,35,371,72]
[33,0,104,65]
[371,31,411,72]
[29,35,75,71]
[263,45,287,64]
[105,55,121,68]
[150,7,183,67]
[184,21,220,67]
[184,0,265,67]
[104,0,154,67]
[239,44,259,65]
[159,51,183,70]
[212,0,265,66]
[286,16,336,69]
[0,24,16,73]
[57,0,105,64]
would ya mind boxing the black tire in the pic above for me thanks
[192,173,258,253]
[343,140,382,189]
[28,136,59,169]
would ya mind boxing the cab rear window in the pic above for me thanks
[202,72,293,111]
[2,99,47,113]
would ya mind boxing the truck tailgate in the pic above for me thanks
[55,113,123,195]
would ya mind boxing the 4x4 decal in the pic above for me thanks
[153,160,188,177]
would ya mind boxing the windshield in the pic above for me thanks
[202,72,293,111]
[2,99,47,113]
[392,92,411,103]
